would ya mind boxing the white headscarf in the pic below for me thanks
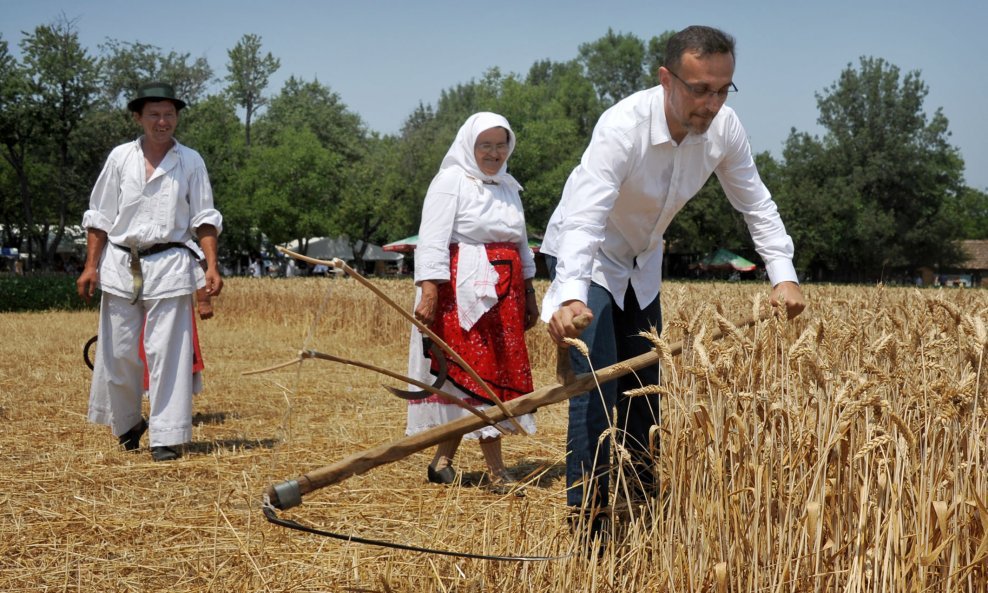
[438,112,522,190]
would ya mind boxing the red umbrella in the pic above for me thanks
[382,235,542,254]
[382,235,418,253]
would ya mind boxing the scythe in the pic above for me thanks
[263,311,769,510]
[256,246,774,559]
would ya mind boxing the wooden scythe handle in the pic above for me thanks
[265,311,772,509]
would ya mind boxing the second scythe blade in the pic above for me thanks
[385,337,448,400]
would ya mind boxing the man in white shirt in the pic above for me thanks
[540,26,805,519]
[77,82,224,462]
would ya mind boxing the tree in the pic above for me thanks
[0,34,29,249]
[525,59,601,138]
[337,133,417,266]
[578,29,646,106]
[491,67,592,233]
[777,57,966,281]
[577,29,675,106]
[394,62,601,236]
[233,127,339,252]
[4,18,101,270]
[254,77,364,160]
[665,154,775,263]
[243,77,370,256]
[98,39,213,111]
[178,94,246,258]
[396,102,449,214]
[87,40,216,183]
[224,34,280,147]
[643,32,675,82]
[942,186,988,240]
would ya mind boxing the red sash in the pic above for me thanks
[139,304,204,390]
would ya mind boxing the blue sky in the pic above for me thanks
[4,0,986,189]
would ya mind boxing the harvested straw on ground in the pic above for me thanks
[1,278,985,591]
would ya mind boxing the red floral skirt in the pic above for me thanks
[415,242,533,406]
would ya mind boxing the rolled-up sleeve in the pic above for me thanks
[187,156,223,236]
[81,152,122,232]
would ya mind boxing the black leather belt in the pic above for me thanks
[111,242,197,304]
[111,242,193,258]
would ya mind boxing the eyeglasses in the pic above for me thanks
[667,69,738,101]
[476,142,509,154]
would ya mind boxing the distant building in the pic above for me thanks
[960,240,988,287]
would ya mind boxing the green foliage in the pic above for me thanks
[778,57,968,280]
[179,95,245,180]
[2,21,983,283]
[9,18,101,268]
[224,34,279,146]
[336,134,416,255]
[395,60,603,237]
[491,71,589,232]
[243,78,369,255]
[234,126,341,248]
[577,29,675,106]
[0,273,97,312]
[666,175,750,256]
[179,95,248,258]
[943,186,988,240]
[644,32,675,80]
[97,39,214,109]
[254,77,365,160]
[578,29,648,105]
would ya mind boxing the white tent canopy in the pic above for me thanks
[282,237,403,263]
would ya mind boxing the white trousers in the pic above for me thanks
[88,292,195,447]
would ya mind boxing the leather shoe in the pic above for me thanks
[427,464,456,484]
[118,418,148,451]
[151,445,180,462]
[487,471,525,497]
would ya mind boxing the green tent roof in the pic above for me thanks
[700,248,757,272]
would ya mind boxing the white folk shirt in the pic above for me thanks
[414,167,536,284]
[540,85,798,319]
[82,137,223,300]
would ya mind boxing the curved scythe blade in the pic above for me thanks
[385,337,447,400]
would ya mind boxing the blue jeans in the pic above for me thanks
[545,255,661,508]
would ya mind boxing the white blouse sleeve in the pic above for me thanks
[414,171,460,284]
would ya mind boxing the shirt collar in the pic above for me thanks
[134,135,181,153]
[649,86,707,148]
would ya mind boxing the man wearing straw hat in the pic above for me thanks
[540,26,806,536]
[77,82,223,462]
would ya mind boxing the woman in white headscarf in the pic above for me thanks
[406,112,539,494]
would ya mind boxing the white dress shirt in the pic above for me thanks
[540,85,797,319]
[82,137,223,300]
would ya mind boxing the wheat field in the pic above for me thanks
[0,276,985,592]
